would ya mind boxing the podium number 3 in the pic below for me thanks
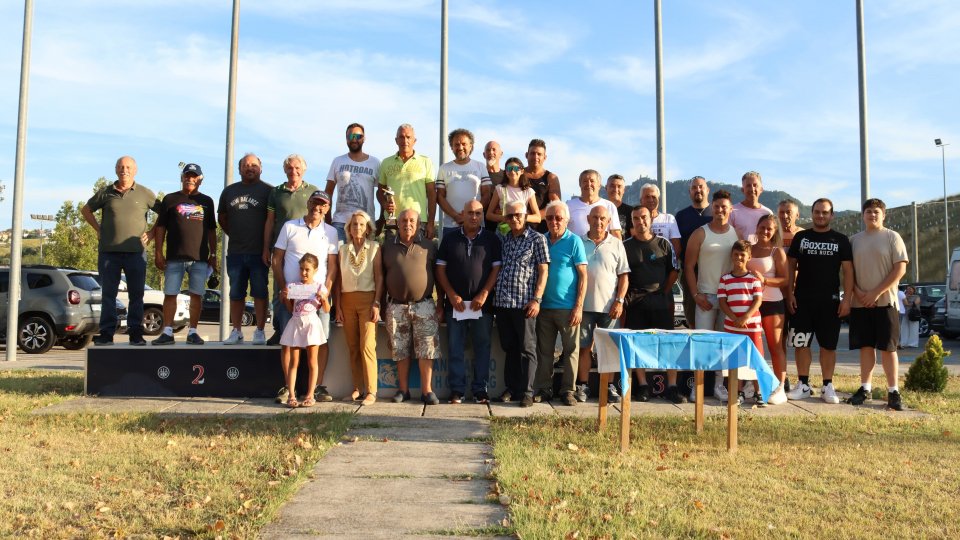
[192,365,205,385]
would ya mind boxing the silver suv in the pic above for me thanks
[0,265,103,353]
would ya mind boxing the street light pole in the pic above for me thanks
[935,138,950,293]
[29,213,54,264]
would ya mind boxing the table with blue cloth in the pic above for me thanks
[594,328,779,452]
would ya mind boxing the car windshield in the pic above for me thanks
[68,273,101,291]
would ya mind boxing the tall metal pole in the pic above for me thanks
[654,0,666,213]
[219,0,240,341]
[5,0,34,362]
[937,141,950,284]
[856,0,870,204]
[439,0,449,165]
[911,201,919,282]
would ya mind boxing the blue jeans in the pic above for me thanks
[445,308,494,394]
[98,251,146,338]
[226,253,269,300]
[332,222,347,244]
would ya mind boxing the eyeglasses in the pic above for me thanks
[506,213,524,220]
[348,133,364,141]
[545,215,565,221]
[505,165,522,172]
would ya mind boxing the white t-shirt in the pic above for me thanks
[275,219,339,285]
[566,197,621,237]
[651,212,681,241]
[728,202,773,244]
[326,154,381,224]
[436,159,491,228]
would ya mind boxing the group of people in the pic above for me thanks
[81,122,910,412]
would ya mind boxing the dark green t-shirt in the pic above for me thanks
[86,182,160,253]
[219,180,272,254]
[267,182,319,244]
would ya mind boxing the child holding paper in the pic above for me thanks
[279,253,330,407]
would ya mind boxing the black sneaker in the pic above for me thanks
[128,334,146,346]
[636,384,652,402]
[519,394,534,408]
[848,386,870,406]
[266,332,281,346]
[314,386,333,402]
[421,392,440,405]
[152,333,175,346]
[887,390,904,411]
[186,333,204,345]
[474,391,489,404]
[275,386,289,404]
[93,335,114,346]
[497,390,513,403]
[392,390,410,403]
[607,384,622,404]
[449,392,463,404]
[665,385,684,404]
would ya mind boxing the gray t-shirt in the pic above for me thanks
[218,180,272,254]
[86,182,160,252]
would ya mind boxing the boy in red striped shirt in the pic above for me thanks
[717,240,765,405]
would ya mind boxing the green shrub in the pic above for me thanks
[905,335,950,392]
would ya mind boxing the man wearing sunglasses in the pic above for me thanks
[325,123,381,244]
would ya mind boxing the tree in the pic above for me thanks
[46,199,100,270]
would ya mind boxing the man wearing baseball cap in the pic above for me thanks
[153,163,218,345]
[272,189,339,402]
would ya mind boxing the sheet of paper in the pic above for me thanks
[452,306,482,320]
[287,283,318,300]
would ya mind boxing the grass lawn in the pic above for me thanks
[491,374,960,539]
[0,371,352,538]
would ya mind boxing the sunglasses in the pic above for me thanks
[348,133,364,141]
[506,213,525,220]
[545,215,565,221]
[505,165,522,172]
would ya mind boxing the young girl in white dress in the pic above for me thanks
[280,253,330,408]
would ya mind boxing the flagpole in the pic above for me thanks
[219,0,240,340]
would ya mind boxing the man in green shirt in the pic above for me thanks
[81,155,160,346]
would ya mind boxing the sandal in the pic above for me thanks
[286,397,299,408]
[361,394,377,406]
[300,396,316,408]
[343,390,361,402]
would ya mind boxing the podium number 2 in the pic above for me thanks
[192,365,205,385]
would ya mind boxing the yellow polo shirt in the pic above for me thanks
[378,152,434,218]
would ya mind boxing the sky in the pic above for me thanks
[1,0,958,229]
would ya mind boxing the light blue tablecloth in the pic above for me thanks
[594,328,779,401]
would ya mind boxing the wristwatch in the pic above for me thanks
[533,297,542,303]
[615,297,625,304]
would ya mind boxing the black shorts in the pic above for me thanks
[624,306,673,331]
[787,297,841,350]
[848,306,899,352]
[759,300,785,317]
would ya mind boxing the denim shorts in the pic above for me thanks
[164,260,208,295]
[331,222,347,244]
[226,253,269,300]
[579,311,614,348]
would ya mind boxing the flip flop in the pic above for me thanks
[286,397,299,408]
[300,396,316,408]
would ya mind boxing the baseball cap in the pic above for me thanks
[309,190,331,204]
[182,163,203,177]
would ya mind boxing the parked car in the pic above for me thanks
[900,282,946,337]
[930,297,947,337]
[185,288,268,326]
[91,273,189,335]
[0,265,102,354]
[673,282,686,328]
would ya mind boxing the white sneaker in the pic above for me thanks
[223,329,243,345]
[713,383,729,402]
[767,384,788,405]
[787,383,811,400]
[252,329,267,345]
[821,383,840,404]
[689,385,697,403]
[742,381,756,400]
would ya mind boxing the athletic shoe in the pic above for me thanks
[252,329,267,345]
[474,391,490,404]
[275,386,289,404]
[574,383,589,403]
[152,333,175,346]
[665,385,684,404]
[314,386,333,402]
[607,384,622,404]
[561,392,577,406]
[266,332,281,346]
[755,394,767,407]
[93,335,114,346]
[887,390,904,411]
[497,390,513,403]
[713,382,729,402]
[519,394,534,408]
[129,335,146,346]
[223,329,243,345]
[392,390,410,403]
[736,391,745,406]
[821,383,840,404]
[449,392,463,404]
[784,378,792,392]
[636,384,652,402]
[421,392,440,406]
[767,384,788,405]
[848,386,870,406]
[787,383,811,401]
[186,333,204,345]
[742,381,756,400]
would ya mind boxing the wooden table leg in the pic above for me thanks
[694,370,704,434]
[727,367,738,452]
[620,369,631,453]
[597,371,610,430]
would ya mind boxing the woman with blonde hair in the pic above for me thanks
[746,214,789,405]
[334,210,383,406]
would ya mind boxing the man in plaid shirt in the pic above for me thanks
[494,200,549,407]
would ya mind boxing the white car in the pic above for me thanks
[91,273,190,335]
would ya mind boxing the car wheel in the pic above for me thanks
[60,334,93,350]
[919,317,930,338]
[142,307,163,336]
[241,311,254,327]
[19,316,55,354]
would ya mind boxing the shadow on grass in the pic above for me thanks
[115,410,357,440]
[0,371,83,396]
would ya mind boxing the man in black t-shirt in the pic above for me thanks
[524,139,561,233]
[153,163,218,345]
[785,198,853,403]
[605,174,633,237]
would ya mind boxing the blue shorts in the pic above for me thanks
[226,253,269,300]
[331,222,347,244]
[164,260,208,295]
[579,311,614,348]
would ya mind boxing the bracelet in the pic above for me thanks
[372,301,380,307]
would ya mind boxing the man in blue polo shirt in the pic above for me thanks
[436,200,502,404]
[535,201,588,406]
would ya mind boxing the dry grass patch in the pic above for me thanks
[0,370,351,538]
[491,375,960,539]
